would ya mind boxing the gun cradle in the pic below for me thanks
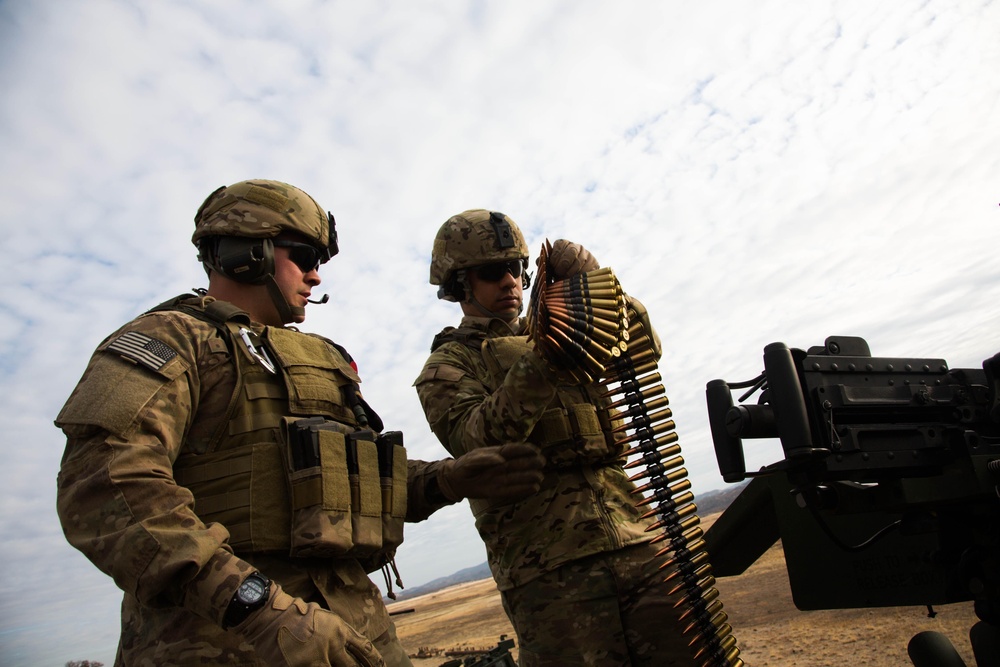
[704,336,1000,623]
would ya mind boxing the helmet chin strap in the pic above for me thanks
[200,238,303,324]
[264,275,302,323]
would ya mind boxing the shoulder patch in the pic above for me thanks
[107,331,178,371]
[416,364,467,384]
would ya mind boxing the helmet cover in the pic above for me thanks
[430,209,528,286]
[192,179,335,257]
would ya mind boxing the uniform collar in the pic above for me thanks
[459,314,525,336]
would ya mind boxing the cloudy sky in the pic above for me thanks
[2,0,999,664]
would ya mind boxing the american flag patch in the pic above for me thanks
[107,331,178,371]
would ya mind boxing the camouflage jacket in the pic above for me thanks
[413,315,656,591]
[55,294,450,666]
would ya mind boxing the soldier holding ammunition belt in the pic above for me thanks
[414,210,690,666]
[55,183,544,667]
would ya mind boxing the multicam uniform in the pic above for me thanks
[56,293,449,666]
[414,314,690,666]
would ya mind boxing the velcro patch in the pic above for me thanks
[107,331,178,371]
[245,185,288,212]
[419,364,466,383]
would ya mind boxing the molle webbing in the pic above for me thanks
[174,443,288,552]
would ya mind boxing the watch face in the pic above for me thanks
[237,575,268,605]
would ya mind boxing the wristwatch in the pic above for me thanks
[222,572,271,629]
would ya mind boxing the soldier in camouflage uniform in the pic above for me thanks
[414,210,691,666]
[56,182,544,667]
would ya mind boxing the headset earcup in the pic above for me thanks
[216,237,274,284]
[436,274,468,302]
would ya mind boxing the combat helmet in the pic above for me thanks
[430,209,530,302]
[192,179,338,322]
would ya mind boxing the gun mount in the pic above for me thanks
[703,336,1000,664]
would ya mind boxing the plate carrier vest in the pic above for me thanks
[156,295,407,566]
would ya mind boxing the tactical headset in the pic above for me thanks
[200,212,339,285]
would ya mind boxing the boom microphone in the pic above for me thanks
[307,294,330,304]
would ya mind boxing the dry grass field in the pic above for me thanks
[386,513,982,666]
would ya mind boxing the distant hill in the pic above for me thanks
[694,481,748,516]
[389,561,494,602]
[386,482,748,603]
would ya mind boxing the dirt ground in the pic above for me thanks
[386,514,981,666]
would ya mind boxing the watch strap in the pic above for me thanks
[222,572,271,629]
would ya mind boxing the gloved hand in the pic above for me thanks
[437,442,545,502]
[546,239,600,280]
[233,583,385,667]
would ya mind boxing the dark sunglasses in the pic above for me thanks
[473,260,525,282]
[273,240,325,273]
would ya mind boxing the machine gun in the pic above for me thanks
[703,336,1000,665]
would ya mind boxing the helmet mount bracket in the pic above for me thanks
[488,211,515,249]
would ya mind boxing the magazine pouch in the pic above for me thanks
[285,417,355,557]
[345,429,384,556]
[376,430,407,555]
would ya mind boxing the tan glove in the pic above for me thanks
[546,239,600,279]
[437,442,545,502]
[234,583,385,667]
